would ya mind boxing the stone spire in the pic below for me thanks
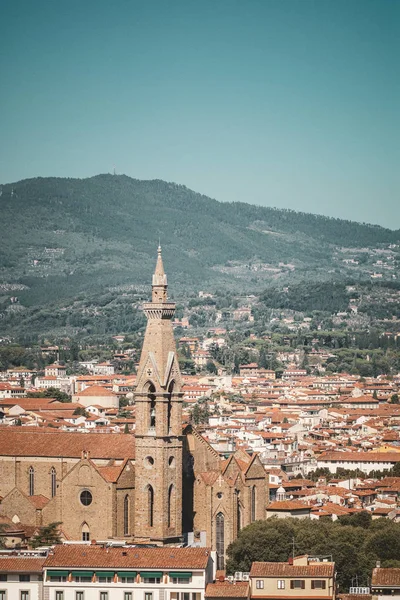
[152,245,168,302]
[134,246,183,542]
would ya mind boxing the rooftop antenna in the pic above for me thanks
[113,165,116,176]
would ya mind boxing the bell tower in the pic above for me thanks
[134,246,183,542]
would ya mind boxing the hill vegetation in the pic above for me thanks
[0,174,399,338]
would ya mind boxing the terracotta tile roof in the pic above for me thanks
[268,501,311,511]
[0,556,46,572]
[250,561,335,578]
[97,463,125,483]
[44,545,211,569]
[318,451,400,463]
[0,430,135,459]
[28,495,50,509]
[76,385,117,397]
[372,568,400,586]
[206,582,249,598]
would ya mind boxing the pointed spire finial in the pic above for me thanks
[152,244,167,301]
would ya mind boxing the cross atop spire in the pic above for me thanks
[152,245,168,302]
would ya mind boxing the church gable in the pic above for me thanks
[243,454,267,480]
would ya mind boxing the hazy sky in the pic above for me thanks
[1,0,398,228]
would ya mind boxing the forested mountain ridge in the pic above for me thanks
[0,174,399,339]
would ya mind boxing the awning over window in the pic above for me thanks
[48,570,69,577]
[140,572,163,578]
[97,571,115,577]
[72,571,94,577]
[169,572,192,579]
[117,571,137,578]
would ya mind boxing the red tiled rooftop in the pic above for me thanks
[0,430,134,459]
[372,568,400,586]
[206,582,249,598]
[0,557,45,573]
[44,545,211,569]
[250,561,334,578]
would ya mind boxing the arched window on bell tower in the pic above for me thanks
[29,466,34,496]
[167,381,174,433]
[146,382,156,432]
[167,484,175,528]
[147,485,154,527]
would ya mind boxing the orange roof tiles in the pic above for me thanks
[0,557,45,572]
[44,545,211,569]
[372,568,400,586]
[250,561,334,578]
[0,430,134,459]
[206,582,249,598]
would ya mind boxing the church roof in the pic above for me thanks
[44,544,211,569]
[0,430,135,459]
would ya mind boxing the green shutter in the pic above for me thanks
[72,571,94,577]
[117,571,137,578]
[48,571,69,577]
[169,572,192,579]
[140,572,163,578]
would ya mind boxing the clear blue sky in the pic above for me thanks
[0,0,398,228]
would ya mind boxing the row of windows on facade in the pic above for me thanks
[49,592,199,600]
[28,466,56,497]
[0,592,177,600]
[255,580,327,589]
[0,574,194,585]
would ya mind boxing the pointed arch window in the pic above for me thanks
[51,467,56,498]
[251,485,256,522]
[236,491,241,534]
[124,494,129,536]
[29,466,34,496]
[167,484,175,529]
[147,383,156,431]
[81,522,90,541]
[167,381,174,433]
[216,512,225,570]
[148,485,154,527]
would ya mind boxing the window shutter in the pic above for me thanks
[322,581,326,590]
[311,581,315,589]
[290,581,294,589]
[302,581,305,589]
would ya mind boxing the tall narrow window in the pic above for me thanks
[124,494,129,535]
[148,485,154,527]
[216,512,225,570]
[81,522,90,541]
[167,381,174,433]
[167,484,175,528]
[51,467,56,498]
[29,466,34,496]
[236,493,241,534]
[251,485,256,522]
[148,383,156,430]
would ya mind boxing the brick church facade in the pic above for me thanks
[0,248,268,567]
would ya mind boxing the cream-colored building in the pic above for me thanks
[250,556,336,600]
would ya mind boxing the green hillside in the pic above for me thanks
[0,174,399,339]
